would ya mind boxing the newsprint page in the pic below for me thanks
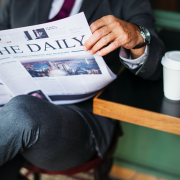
[0,13,116,108]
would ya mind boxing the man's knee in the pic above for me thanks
[8,95,37,107]
[0,95,40,151]
[1,95,40,129]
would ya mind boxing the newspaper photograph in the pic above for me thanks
[0,12,116,105]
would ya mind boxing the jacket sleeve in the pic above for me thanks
[121,0,166,80]
[0,0,12,30]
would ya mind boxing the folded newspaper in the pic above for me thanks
[0,12,116,107]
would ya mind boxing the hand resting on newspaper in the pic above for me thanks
[83,15,145,59]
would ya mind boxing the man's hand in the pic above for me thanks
[83,15,146,59]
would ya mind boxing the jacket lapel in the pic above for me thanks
[79,0,102,22]
[37,0,54,24]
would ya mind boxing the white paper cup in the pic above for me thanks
[161,51,180,101]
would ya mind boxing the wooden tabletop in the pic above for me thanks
[93,68,180,135]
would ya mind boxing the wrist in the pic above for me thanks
[129,24,146,59]
[130,46,146,59]
[133,24,151,49]
[134,24,144,45]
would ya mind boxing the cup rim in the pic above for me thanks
[161,51,180,70]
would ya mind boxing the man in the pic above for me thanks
[0,0,165,179]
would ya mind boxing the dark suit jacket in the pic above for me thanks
[0,0,166,157]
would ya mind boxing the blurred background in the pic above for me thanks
[151,0,180,12]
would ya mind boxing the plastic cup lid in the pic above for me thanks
[161,51,180,70]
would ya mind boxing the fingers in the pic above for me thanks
[84,15,136,56]
[90,33,115,54]
[84,25,111,51]
[84,15,117,51]
[97,40,122,56]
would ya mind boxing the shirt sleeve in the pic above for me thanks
[120,45,149,69]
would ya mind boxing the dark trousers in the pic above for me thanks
[0,95,97,180]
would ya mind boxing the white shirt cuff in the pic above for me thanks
[120,45,149,69]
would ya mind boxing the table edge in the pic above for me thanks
[93,68,180,135]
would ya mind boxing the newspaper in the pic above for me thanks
[0,12,116,107]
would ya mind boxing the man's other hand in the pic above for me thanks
[83,15,146,59]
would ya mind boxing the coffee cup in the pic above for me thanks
[161,51,180,101]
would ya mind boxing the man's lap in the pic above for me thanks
[0,95,97,173]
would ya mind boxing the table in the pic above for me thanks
[93,68,180,135]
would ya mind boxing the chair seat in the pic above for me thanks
[24,125,120,178]
[24,154,110,175]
